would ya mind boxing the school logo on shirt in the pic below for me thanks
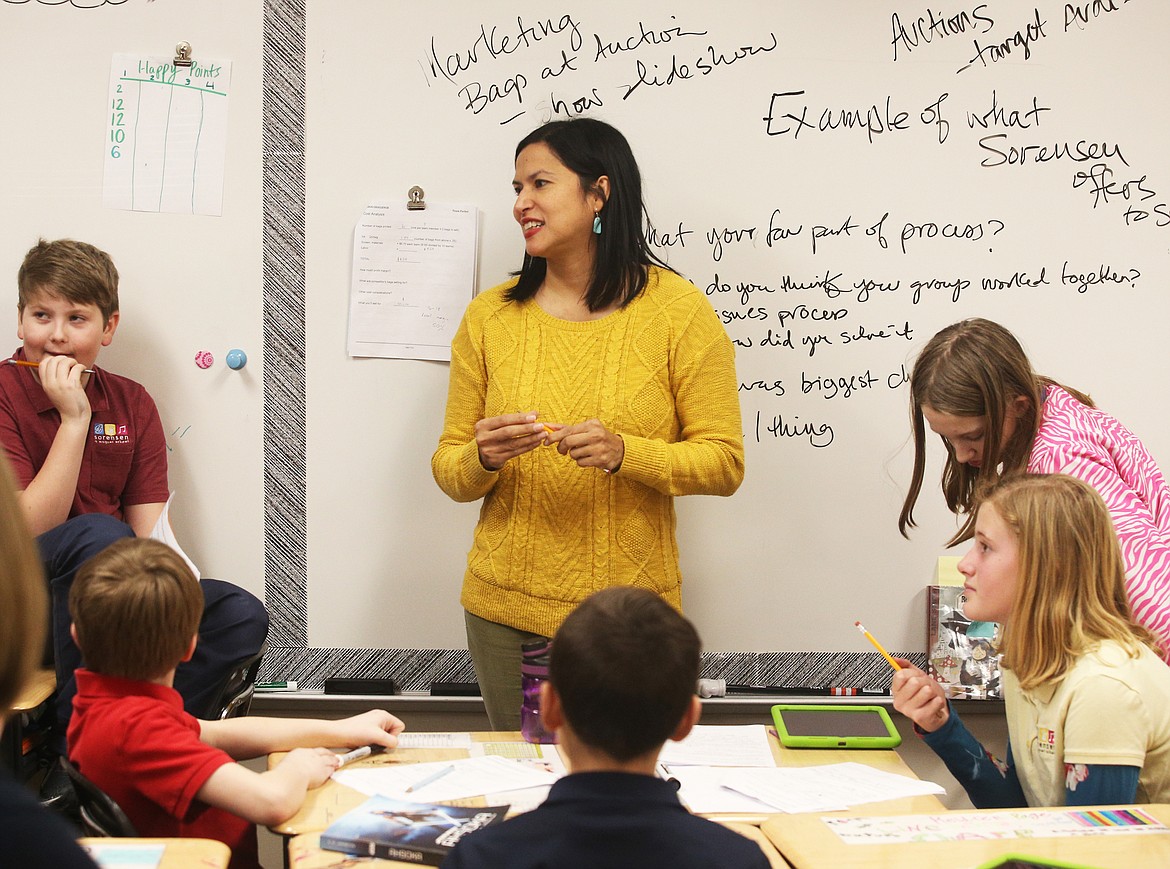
[92,421,131,445]
[1036,727,1057,756]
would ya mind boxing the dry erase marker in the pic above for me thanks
[406,763,455,792]
[855,620,903,670]
[336,744,384,768]
[8,359,95,375]
[255,680,298,692]
[655,762,681,791]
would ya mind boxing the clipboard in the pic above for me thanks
[771,704,901,749]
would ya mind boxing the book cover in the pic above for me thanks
[927,584,1002,700]
[319,794,509,865]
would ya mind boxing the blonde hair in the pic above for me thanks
[899,319,1092,546]
[70,538,203,681]
[17,238,120,325]
[986,474,1157,690]
[0,455,48,716]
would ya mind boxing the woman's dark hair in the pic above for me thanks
[508,118,671,311]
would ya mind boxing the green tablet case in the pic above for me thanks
[771,704,902,749]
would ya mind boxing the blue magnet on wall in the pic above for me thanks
[226,349,247,370]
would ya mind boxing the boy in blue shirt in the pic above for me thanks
[444,587,769,868]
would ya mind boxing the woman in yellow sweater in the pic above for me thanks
[432,118,745,729]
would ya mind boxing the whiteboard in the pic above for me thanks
[5,1,1169,684]
[304,0,1170,657]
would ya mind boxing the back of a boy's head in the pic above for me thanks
[18,238,120,324]
[550,587,700,762]
[70,538,203,681]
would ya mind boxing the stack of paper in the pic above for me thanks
[654,725,945,814]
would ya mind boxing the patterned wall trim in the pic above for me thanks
[257,2,922,695]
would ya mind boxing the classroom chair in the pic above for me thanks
[208,642,267,720]
[58,755,138,837]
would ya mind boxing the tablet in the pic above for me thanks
[771,704,901,749]
[974,856,1104,869]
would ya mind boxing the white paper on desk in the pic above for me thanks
[719,762,945,814]
[671,766,780,815]
[658,724,775,767]
[103,53,231,216]
[347,201,478,361]
[474,743,567,814]
[149,493,200,581]
[334,755,557,803]
[395,732,474,749]
[471,740,568,778]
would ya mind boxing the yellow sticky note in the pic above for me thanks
[935,556,963,586]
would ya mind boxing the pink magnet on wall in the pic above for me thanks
[195,350,214,369]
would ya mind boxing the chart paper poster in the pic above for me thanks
[103,53,231,216]
[348,201,478,362]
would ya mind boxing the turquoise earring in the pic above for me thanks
[593,212,602,235]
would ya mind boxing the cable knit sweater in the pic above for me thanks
[432,267,744,636]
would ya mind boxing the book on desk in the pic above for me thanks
[929,557,1002,700]
[319,794,509,865]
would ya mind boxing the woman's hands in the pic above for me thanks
[475,412,549,471]
[550,418,624,473]
[891,657,950,733]
[476,412,624,474]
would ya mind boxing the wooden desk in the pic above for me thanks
[80,837,231,868]
[273,729,944,836]
[3,668,54,775]
[287,822,789,868]
[12,668,54,712]
[270,731,528,837]
[761,802,1170,868]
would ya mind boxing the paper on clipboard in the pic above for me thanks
[347,200,478,361]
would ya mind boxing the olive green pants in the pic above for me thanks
[464,610,548,731]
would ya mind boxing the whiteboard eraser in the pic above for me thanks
[323,677,397,695]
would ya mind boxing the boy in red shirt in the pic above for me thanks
[67,537,405,869]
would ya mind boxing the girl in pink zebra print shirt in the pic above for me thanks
[899,318,1170,657]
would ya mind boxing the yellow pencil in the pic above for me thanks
[854,620,902,670]
[7,358,95,375]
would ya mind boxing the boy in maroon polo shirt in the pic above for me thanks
[68,538,406,869]
[0,239,268,788]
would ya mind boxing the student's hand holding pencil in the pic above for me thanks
[277,747,343,788]
[30,356,93,425]
[890,658,950,733]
